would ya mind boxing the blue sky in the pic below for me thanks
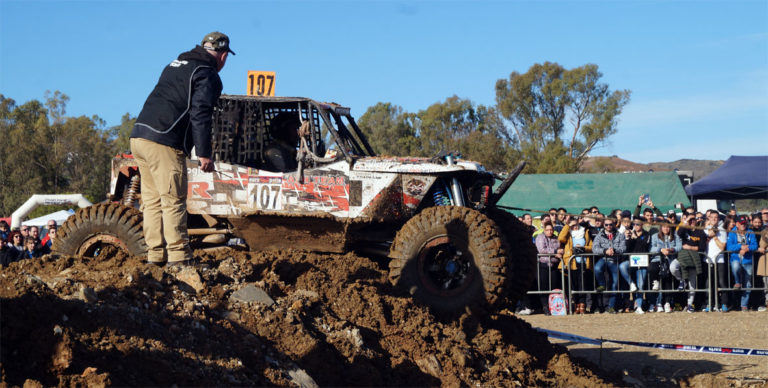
[1,0,766,164]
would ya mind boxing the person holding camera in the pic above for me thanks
[633,194,663,234]
[672,212,708,312]
[649,222,682,313]
[704,210,729,311]
[558,216,593,314]
[620,217,652,313]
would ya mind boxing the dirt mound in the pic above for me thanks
[1,248,614,386]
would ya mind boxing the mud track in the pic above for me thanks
[0,248,614,386]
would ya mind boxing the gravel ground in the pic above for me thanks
[519,311,768,387]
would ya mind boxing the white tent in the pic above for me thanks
[21,209,75,228]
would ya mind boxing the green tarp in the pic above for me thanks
[495,171,692,217]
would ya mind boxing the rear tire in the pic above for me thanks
[52,203,147,258]
[388,206,507,314]
[487,208,537,305]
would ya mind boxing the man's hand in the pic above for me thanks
[606,248,615,256]
[647,200,655,209]
[638,195,645,206]
[199,157,215,173]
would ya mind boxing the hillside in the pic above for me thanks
[647,159,725,181]
[580,156,724,179]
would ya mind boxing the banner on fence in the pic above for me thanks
[629,254,649,267]
[536,328,768,356]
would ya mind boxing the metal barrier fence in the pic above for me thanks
[529,250,767,315]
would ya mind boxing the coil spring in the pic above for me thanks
[123,175,141,207]
[432,186,451,206]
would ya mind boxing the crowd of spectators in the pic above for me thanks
[517,196,768,315]
[0,219,57,267]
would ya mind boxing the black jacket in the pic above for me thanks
[626,229,651,253]
[131,46,222,158]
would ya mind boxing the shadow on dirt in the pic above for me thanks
[562,342,728,386]
[0,270,439,386]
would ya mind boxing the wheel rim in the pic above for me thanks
[76,234,128,258]
[417,235,475,296]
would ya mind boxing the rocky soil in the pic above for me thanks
[0,248,614,387]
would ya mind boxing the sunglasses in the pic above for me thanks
[604,223,614,227]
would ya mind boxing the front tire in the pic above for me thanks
[388,206,507,314]
[53,203,147,258]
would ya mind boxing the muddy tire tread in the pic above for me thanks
[52,203,148,258]
[389,206,508,314]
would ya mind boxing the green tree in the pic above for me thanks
[495,62,630,173]
[357,102,418,156]
[413,96,516,172]
[357,98,518,173]
[0,92,116,218]
[109,113,136,154]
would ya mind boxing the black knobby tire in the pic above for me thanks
[52,203,147,258]
[388,206,507,314]
[487,208,537,305]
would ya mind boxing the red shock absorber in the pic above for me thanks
[481,185,490,208]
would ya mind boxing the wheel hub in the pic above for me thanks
[76,234,128,258]
[418,236,474,296]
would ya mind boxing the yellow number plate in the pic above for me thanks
[247,71,275,96]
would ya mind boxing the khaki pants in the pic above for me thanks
[130,138,192,263]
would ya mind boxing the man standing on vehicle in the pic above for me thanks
[130,32,234,266]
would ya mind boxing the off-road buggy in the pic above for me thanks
[53,95,535,314]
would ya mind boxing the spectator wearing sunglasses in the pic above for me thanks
[665,209,678,225]
[620,218,652,313]
[41,222,57,254]
[592,218,627,313]
[586,213,604,241]
[3,231,25,264]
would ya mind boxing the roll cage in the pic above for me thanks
[211,95,375,170]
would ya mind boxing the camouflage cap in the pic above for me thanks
[201,31,236,55]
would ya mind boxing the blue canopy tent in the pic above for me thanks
[685,156,768,200]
